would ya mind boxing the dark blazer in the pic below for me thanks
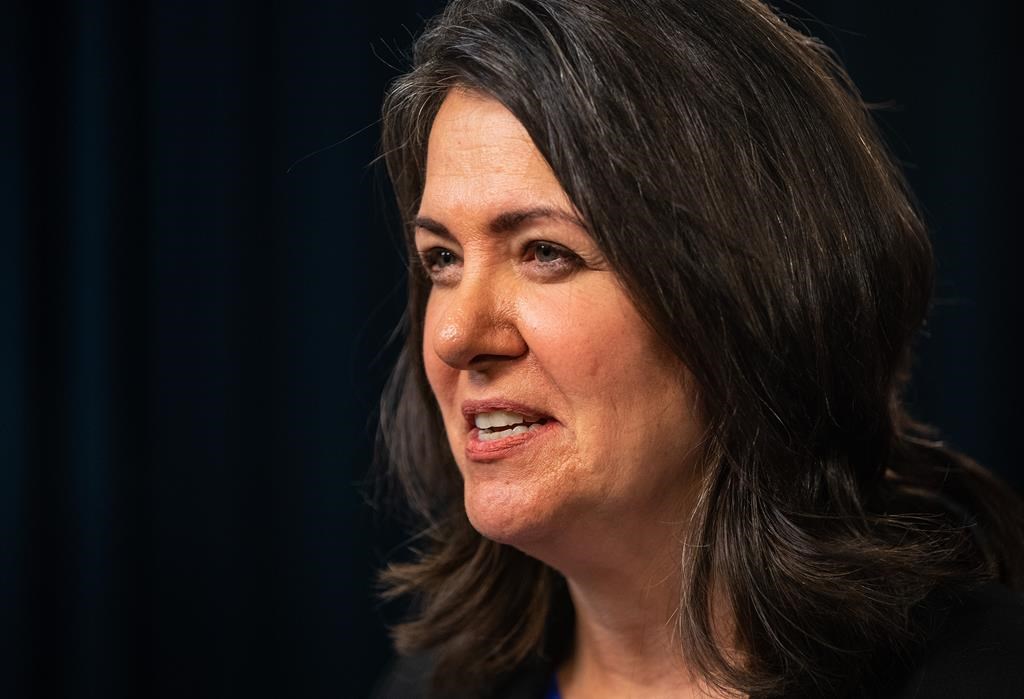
[372,582,1024,698]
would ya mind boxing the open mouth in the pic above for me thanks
[474,411,552,442]
[461,402,559,459]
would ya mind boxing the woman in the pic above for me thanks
[372,0,1024,696]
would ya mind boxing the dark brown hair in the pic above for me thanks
[376,0,1024,696]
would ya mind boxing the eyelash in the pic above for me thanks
[418,241,583,283]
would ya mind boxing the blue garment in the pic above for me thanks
[543,673,561,699]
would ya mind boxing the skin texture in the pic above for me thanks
[416,90,718,697]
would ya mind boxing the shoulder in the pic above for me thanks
[371,585,1024,698]
[370,651,553,699]
[887,582,1024,698]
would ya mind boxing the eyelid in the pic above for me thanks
[525,239,567,252]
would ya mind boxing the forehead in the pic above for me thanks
[420,90,573,216]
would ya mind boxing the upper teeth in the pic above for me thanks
[475,410,531,429]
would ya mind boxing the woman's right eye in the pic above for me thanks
[419,247,461,283]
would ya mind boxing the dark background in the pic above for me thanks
[2,1,1021,697]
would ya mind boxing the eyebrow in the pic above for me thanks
[413,206,588,240]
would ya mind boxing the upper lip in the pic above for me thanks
[461,398,553,429]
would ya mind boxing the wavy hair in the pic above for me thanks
[376,1,1024,696]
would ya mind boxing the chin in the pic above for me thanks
[463,478,560,549]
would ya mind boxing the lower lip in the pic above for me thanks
[465,421,559,462]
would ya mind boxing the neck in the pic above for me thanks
[555,544,706,698]
[534,513,738,698]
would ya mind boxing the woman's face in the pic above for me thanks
[416,90,703,556]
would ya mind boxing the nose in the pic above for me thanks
[429,274,527,371]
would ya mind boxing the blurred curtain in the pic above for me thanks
[1,1,1020,698]
[4,1,444,696]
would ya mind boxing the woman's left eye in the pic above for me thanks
[524,241,581,270]
[533,243,564,263]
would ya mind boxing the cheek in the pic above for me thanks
[516,283,641,395]
[519,284,692,468]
